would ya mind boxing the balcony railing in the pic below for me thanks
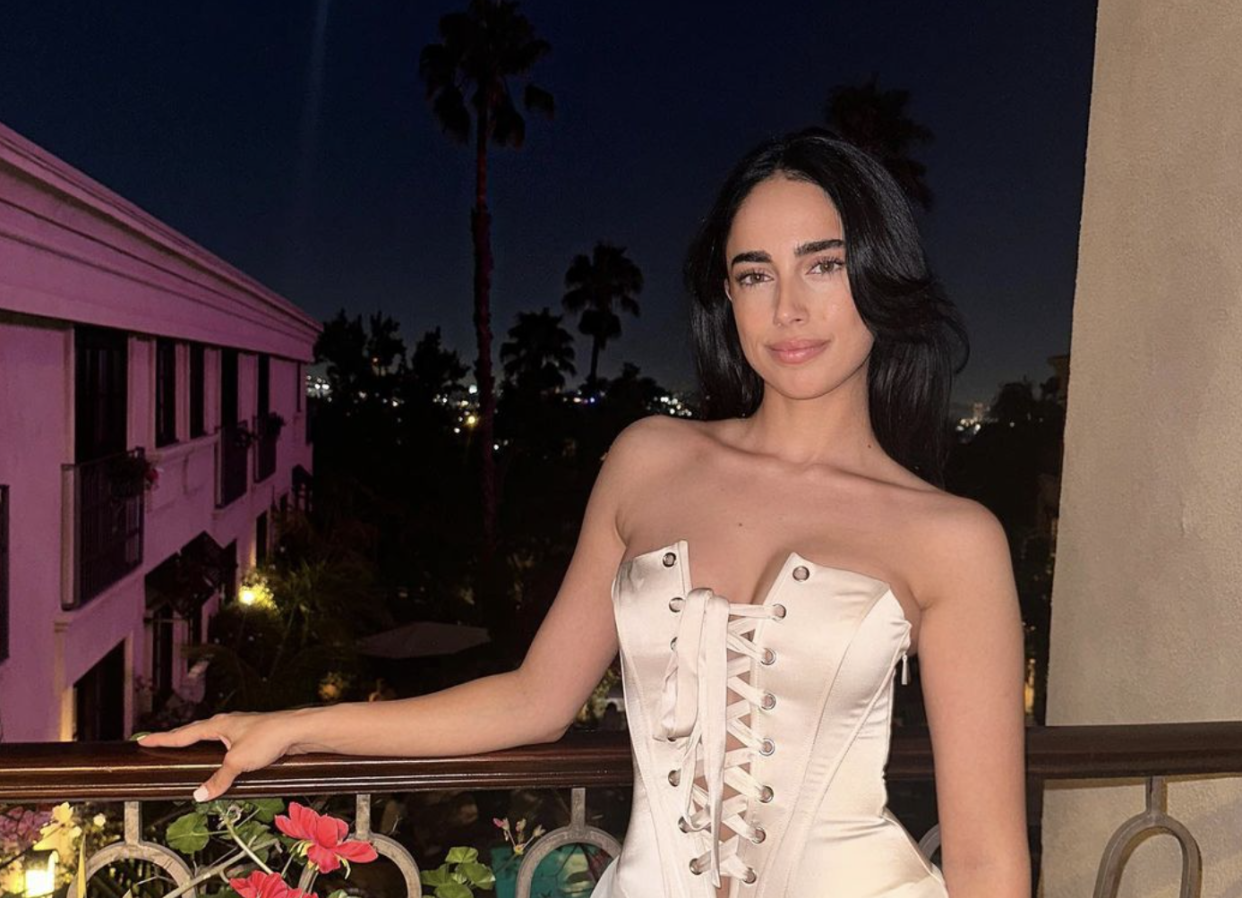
[216,421,250,508]
[254,413,278,483]
[61,449,145,608]
[0,722,1236,897]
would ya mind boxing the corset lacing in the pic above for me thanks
[656,586,785,888]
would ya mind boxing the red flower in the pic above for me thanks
[274,802,379,873]
[228,870,309,898]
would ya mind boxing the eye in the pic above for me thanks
[810,257,845,275]
[735,269,771,288]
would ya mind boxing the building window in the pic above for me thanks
[220,348,239,428]
[150,604,176,709]
[255,511,268,566]
[155,338,177,448]
[75,326,128,463]
[189,343,205,438]
[257,353,271,417]
[0,485,9,663]
[74,641,125,741]
[222,541,238,603]
[188,606,202,647]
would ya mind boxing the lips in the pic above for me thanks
[767,339,828,365]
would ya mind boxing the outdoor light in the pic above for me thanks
[238,574,274,609]
[24,850,58,897]
[465,414,477,427]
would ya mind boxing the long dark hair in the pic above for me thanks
[684,126,969,486]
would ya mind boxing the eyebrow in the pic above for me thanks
[729,238,845,268]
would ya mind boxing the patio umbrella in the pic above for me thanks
[356,620,491,659]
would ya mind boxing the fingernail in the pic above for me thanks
[193,786,209,802]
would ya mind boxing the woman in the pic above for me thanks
[140,128,1031,897]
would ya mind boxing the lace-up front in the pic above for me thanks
[656,586,786,888]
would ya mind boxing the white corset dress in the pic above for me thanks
[592,538,949,898]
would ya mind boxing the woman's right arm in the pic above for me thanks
[139,417,660,801]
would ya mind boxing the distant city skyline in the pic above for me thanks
[0,1,1098,413]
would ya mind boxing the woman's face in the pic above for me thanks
[723,174,875,400]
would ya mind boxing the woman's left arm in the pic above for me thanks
[916,499,1032,898]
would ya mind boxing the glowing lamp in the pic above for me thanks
[24,850,58,897]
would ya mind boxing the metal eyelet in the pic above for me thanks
[759,785,774,803]
[742,867,758,884]
[761,692,776,710]
[662,552,677,567]
[670,636,678,650]
[668,769,681,787]
[771,603,787,619]
[689,857,704,875]
[760,738,776,756]
[669,596,684,612]
[792,565,809,581]
[750,825,766,844]
[678,815,691,833]
[761,647,776,666]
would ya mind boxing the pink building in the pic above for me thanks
[0,122,321,742]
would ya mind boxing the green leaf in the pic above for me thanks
[460,862,495,887]
[435,884,473,898]
[248,798,285,823]
[166,811,211,854]
[421,866,454,887]
[445,846,478,865]
[234,819,270,845]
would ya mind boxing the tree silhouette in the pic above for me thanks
[316,309,407,408]
[562,242,643,391]
[823,73,934,210]
[315,310,369,397]
[500,307,577,394]
[406,326,470,406]
[419,0,554,560]
[365,312,406,377]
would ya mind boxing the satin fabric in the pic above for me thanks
[594,538,949,898]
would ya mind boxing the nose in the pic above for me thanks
[772,278,809,327]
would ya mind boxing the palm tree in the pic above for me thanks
[419,0,554,558]
[823,73,934,210]
[500,307,577,394]
[562,242,644,391]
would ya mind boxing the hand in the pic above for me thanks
[136,711,300,801]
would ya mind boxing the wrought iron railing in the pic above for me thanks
[0,722,1237,897]
[216,422,249,508]
[254,414,279,484]
[61,449,145,608]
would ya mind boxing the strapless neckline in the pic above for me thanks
[603,535,944,896]
[614,537,913,631]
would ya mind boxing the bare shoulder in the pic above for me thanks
[906,488,1014,610]
[600,414,706,537]
[602,413,706,477]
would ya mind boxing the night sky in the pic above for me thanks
[0,1,1099,413]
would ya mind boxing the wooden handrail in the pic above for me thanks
[0,722,1239,802]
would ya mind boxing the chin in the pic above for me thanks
[762,375,841,402]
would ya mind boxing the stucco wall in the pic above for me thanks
[0,314,71,740]
[1041,1,1242,895]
